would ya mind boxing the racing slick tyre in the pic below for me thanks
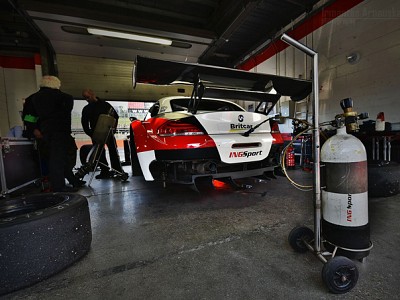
[122,139,131,166]
[0,193,92,295]
[368,161,400,197]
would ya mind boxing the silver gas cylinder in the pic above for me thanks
[321,101,370,260]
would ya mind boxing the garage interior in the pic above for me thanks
[1,0,400,298]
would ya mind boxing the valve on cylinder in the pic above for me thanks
[320,98,371,260]
[333,98,369,133]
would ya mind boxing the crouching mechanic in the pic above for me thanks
[80,88,127,179]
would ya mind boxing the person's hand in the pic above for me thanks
[33,129,43,139]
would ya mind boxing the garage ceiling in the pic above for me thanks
[2,0,323,67]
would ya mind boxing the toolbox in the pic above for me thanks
[0,137,41,196]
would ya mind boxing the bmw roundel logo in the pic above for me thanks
[238,115,244,122]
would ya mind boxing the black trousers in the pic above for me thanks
[95,134,123,173]
[44,131,70,191]
[37,135,78,186]
[64,136,79,185]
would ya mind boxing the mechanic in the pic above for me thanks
[26,75,81,192]
[81,88,125,179]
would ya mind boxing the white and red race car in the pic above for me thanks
[129,56,311,188]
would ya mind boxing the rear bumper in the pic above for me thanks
[148,144,282,184]
[154,143,281,162]
[155,147,220,161]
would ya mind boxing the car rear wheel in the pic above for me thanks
[129,129,143,176]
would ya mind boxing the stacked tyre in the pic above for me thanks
[0,193,92,295]
[368,161,400,197]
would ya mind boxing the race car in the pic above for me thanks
[129,56,312,188]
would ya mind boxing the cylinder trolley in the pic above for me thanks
[281,34,373,294]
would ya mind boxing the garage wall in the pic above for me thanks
[0,66,7,136]
[254,0,400,132]
[57,54,133,100]
[0,53,192,136]
[0,56,41,136]
[57,54,192,101]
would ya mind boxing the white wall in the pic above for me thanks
[254,0,400,132]
[0,60,40,136]
[0,67,7,136]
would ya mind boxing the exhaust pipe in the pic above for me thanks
[196,161,217,174]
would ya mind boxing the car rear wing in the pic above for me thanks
[132,55,312,114]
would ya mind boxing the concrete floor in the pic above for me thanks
[3,167,400,299]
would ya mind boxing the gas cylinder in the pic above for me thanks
[321,125,370,260]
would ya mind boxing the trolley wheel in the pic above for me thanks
[322,256,359,294]
[288,226,313,253]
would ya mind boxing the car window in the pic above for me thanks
[170,98,243,112]
[147,102,160,119]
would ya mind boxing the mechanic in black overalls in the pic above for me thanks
[81,88,125,179]
[27,75,78,192]
[23,94,85,191]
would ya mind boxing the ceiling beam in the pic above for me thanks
[199,0,259,66]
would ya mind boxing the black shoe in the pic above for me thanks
[75,163,92,179]
[72,179,86,188]
[95,170,112,179]
[109,170,118,178]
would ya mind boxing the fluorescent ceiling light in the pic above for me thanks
[87,27,172,46]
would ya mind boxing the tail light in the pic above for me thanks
[270,120,284,144]
[157,120,205,137]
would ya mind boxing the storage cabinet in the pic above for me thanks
[0,137,41,196]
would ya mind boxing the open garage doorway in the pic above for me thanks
[71,100,154,167]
